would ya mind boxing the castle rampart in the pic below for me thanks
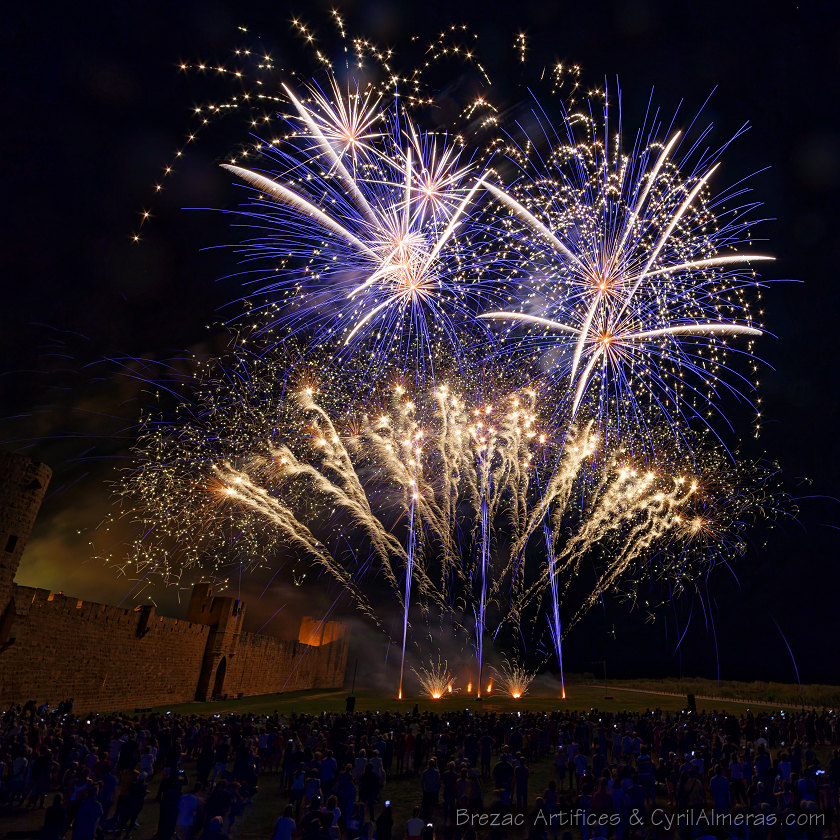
[0,452,349,712]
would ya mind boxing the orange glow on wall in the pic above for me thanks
[298,617,345,646]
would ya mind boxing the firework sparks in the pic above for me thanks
[479,95,770,450]
[220,77,518,387]
[108,352,782,682]
[492,657,537,699]
[412,655,457,699]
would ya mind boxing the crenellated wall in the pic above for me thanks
[0,452,349,712]
[1,588,211,711]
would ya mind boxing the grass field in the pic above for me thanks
[140,674,826,719]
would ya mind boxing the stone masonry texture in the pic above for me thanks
[0,452,348,712]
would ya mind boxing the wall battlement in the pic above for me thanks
[0,452,349,712]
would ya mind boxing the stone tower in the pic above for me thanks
[186,583,247,701]
[0,452,52,617]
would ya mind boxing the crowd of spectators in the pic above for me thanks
[1,699,839,840]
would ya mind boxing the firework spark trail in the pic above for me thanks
[563,478,696,633]
[515,466,696,628]
[477,97,771,450]
[507,425,597,571]
[265,441,406,597]
[220,79,522,386]
[492,657,537,698]
[279,421,447,613]
[347,393,460,600]
[211,461,382,627]
[281,82,380,227]
[412,655,457,698]
[432,386,465,597]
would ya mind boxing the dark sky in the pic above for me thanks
[4,0,840,683]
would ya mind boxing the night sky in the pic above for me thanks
[4,0,840,684]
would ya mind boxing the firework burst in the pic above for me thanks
[221,79,520,387]
[479,92,770,452]
[113,19,791,686]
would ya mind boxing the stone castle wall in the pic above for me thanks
[0,452,349,712]
[1,588,211,711]
[0,452,52,618]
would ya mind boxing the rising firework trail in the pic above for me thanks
[398,456,419,700]
[543,513,566,699]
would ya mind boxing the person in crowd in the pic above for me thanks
[71,787,103,840]
[270,805,295,840]
[41,793,67,840]
[405,805,425,840]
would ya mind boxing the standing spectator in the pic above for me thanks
[442,761,458,822]
[589,779,612,840]
[492,754,514,801]
[729,753,745,804]
[421,759,440,821]
[72,788,104,840]
[206,781,232,822]
[121,771,149,838]
[41,794,67,840]
[375,801,393,840]
[100,764,119,821]
[175,785,201,840]
[226,782,246,833]
[480,733,494,780]
[27,747,54,809]
[359,763,380,820]
[154,777,183,840]
[324,795,342,839]
[298,798,323,839]
[346,803,365,840]
[336,764,356,824]
[405,806,424,840]
[370,750,386,788]
[211,739,230,783]
[710,764,731,813]
[141,746,156,779]
[271,805,295,840]
[199,816,228,840]
[354,749,368,783]
[573,751,588,789]
[289,764,306,820]
[320,750,338,795]
[514,758,529,811]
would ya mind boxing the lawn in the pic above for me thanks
[141,675,820,719]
